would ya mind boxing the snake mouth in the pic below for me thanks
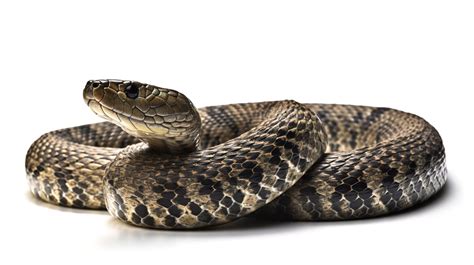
[86,97,195,137]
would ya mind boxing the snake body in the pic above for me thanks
[25,80,447,229]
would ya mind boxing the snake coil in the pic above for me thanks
[25,80,447,229]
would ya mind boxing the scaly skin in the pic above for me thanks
[25,80,446,229]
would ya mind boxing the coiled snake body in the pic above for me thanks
[25,80,447,229]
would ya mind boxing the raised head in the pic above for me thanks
[83,79,201,153]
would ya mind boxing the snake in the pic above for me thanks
[25,80,447,229]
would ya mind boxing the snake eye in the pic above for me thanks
[124,83,139,99]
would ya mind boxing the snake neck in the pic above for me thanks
[135,128,201,154]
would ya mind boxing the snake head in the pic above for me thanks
[83,79,201,153]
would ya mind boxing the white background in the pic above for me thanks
[0,1,473,264]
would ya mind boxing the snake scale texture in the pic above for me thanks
[25,80,447,229]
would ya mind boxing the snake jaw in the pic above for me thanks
[83,79,201,153]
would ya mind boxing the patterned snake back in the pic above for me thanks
[25,80,447,229]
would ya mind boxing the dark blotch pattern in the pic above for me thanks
[257,104,446,221]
